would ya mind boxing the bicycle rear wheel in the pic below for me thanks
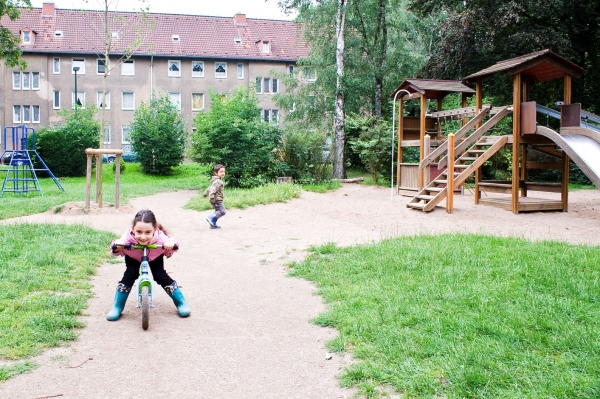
[141,286,150,330]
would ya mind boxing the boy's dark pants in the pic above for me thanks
[212,200,226,220]
[119,254,174,288]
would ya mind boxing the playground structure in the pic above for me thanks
[84,148,124,210]
[0,125,64,196]
[394,49,599,214]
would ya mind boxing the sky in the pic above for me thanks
[29,0,296,20]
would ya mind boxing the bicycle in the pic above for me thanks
[110,243,178,330]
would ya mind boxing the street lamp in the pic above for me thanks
[73,66,80,109]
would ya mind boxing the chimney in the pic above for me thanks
[42,2,55,17]
[234,13,247,25]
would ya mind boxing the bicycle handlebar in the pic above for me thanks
[111,243,179,251]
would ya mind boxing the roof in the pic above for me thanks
[390,79,475,99]
[1,5,309,62]
[464,49,585,83]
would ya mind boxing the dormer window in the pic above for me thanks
[234,38,242,44]
[262,40,270,53]
[54,30,64,37]
[172,35,180,42]
[22,30,31,44]
[111,32,119,40]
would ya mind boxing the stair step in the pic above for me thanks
[460,157,477,161]
[425,187,444,192]
[416,195,436,200]
[467,150,486,154]
[454,164,469,169]
[433,179,448,184]
[406,202,426,209]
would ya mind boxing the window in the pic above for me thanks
[122,126,131,144]
[192,93,204,111]
[234,38,242,44]
[263,78,271,94]
[32,105,40,123]
[305,68,316,81]
[172,35,180,42]
[12,72,20,90]
[289,65,294,75]
[53,91,60,109]
[168,92,181,110]
[272,110,279,123]
[97,91,110,109]
[23,105,31,123]
[54,31,64,37]
[192,61,204,77]
[262,109,279,123]
[237,63,244,79]
[23,31,31,44]
[272,79,279,94]
[72,91,85,108]
[168,60,181,77]
[255,77,262,94]
[53,57,60,74]
[111,32,119,39]
[121,59,134,75]
[104,126,111,144]
[263,109,270,122]
[72,58,85,74]
[32,72,39,90]
[262,40,270,53]
[22,72,30,90]
[13,106,21,123]
[97,59,108,74]
[122,92,134,110]
[215,62,227,78]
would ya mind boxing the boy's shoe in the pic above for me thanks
[205,215,216,228]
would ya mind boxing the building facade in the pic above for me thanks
[0,3,308,149]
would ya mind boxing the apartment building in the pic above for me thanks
[0,3,308,149]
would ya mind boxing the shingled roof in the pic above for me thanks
[390,79,475,99]
[2,4,309,61]
[464,49,585,83]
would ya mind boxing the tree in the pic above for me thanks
[190,87,287,188]
[0,0,32,69]
[129,94,187,175]
[332,0,347,178]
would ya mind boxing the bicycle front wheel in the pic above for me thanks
[141,285,150,330]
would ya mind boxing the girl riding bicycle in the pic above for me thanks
[107,209,191,321]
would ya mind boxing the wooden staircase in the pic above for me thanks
[407,106,512,212]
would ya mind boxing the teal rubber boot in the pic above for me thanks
[106,284,131,321]
[165,282,191,317]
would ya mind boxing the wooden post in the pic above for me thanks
[95,155,103,207]
[562,74,571,211]
[512,74,522,214]
[476,77,483,128]
[522,79,530,103]
[424,135,431,186]
[461,93,468,127]
[436,97,443,138]
[521,144,528,198]
[396,99,404,193]
[447,133,455,214]
[419,95,427,189]
[115,154,121,209]
[85,154,92,210]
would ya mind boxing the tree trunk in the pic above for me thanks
[333,0,347,179]
[373,0,387,121]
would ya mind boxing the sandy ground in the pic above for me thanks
[1,185,600,399]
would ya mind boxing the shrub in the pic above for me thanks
[280,128,331,182]
[129,94,187,175]
[348,116,393,183]
[35,107,100,177]
[112,157,126,173]
[190,87,288,188]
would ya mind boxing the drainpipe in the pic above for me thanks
[150,55,154,94]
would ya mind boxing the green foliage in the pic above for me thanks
[291,234,600,398]
[347,115,392,183]
[112,157,126,173]
[0,223,115,359]
[0,0,31,69]
[36,107,100,177]
[0,361,37,381]
[129,94,187,175]
[280,128,332,182]
[190,87,288,188]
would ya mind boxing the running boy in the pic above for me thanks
[107,209,191,320]
[203,164,226,229]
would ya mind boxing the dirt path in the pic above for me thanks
[1,185,600,398]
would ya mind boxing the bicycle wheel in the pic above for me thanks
[141,285,150,330]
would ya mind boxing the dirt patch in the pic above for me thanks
[1,186,599,398]
[49,201,136,216]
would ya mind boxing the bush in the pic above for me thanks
[348,116,393,183]
[35,107,100,177]
[190,87,288,188]
[280,128,331,182]
[112,157,126,173]
[129,94,187,175]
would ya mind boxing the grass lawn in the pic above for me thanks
[0,223,115,379]
[0,163,207,220]
[290,234,600,398]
